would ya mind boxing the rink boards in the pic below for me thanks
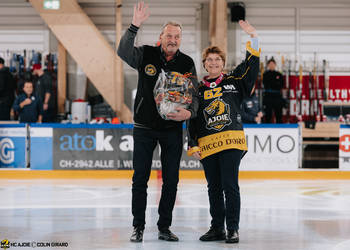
[1,123,348,171]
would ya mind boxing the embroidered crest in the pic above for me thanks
[145,64,157,76]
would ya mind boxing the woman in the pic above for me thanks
[187,20,260,244]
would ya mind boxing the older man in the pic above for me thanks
[117,1,198,243]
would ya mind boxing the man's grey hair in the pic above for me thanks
[160,21,183,35]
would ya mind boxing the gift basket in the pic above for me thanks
[154,70,194,120]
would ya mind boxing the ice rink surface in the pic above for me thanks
[1,178,350,250]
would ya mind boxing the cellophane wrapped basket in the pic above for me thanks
[154,70,194,120]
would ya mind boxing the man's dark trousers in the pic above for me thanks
[132,126,183,229]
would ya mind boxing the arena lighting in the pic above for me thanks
[43,0,60,10]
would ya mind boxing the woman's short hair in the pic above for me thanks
[202,46,226,68]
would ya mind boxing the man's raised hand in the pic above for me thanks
[132,1,150,27]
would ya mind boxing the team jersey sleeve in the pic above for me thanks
[226,41,260,99]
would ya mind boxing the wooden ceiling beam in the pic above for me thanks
[29,0,132,122]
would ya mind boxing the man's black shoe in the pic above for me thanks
[158,228,179,241]
[130,227,144,242]
[199,227,226,241]
[226,230,239,243]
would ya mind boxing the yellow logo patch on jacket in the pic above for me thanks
[145,64,157,76]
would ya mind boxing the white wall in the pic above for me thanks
[1,1,349,108]
[1,2,349,74]
[0,4,47,58]
[81,2,202,73]
[0,2,201,109]
[80,2,202,108]
[236,6,350,73]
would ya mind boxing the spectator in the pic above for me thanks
[241,89,263,124]
[263,57,284,123]
[0,57,16,120]
[32,64,55,122]
[13,80,43,123]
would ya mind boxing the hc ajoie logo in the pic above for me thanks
[1,239,10,250]
[59,130,113,151]
[0,138,15,164]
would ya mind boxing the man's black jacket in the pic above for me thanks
[117,24,198,130]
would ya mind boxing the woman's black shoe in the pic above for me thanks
[130,227,144,242]
[199,227,226,241]
[158,228,179,241]
[226,230,239,243]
